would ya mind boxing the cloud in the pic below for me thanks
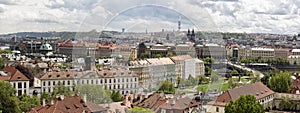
[0,6,4,13]
[0,0,18,5]
[0,0,300,34]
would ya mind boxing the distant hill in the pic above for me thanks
[0,30,121,40]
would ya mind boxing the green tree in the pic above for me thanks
[204,57,214,64]
[0,57,4,69]
[197,75,209,84]
[157,80,175,94]
[210,71,219,83]
[260,74,270,86]
[18,94,41,112]
[53,81,73,96]
[225,95,264,113]
[230,70,239,76]
[111,90,123,102]
[268,71,292,93]
[41,92,51,103]
[166,52,175,57]
[75,84,112,104]
[205,66,212,75]
[155,54,162,58]
[126,107,154,113]
[176,76,182,87]
[0,80,21,113]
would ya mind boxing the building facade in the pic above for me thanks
[0,66,30,96]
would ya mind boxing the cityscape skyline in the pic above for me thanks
[0,0,300,34]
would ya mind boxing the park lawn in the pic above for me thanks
[197,77,229,92]
[232,77,249,82]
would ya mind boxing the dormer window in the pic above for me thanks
[48,75,52,78]
[17,76,21,79]
[66,74,70,77]
[104,73,107,76]
[57,75,60,78]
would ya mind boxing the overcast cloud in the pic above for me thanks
[0,0,299,34]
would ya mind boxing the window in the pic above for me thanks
[18,82,22,88]
[18,90,22,96]
[67,81,70,85]
[63,81,65,85]
[66,74,70,77]
[216,107,219,112]
[56,75,60,78]
[43,81,45,86]
[53,81,56,85]
[48,81,50,86]
[24,82,26,88]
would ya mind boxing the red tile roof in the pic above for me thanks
[28,95,107,113]
[0,66,29,81]
[208,82,275,107]
[133,93,167,111]
[158,97,201,111]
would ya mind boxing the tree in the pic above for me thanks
[41,92,51,103]
[0,57,4,69]
[197,75,209,84]
[155,54,162,58]
[225,95,264,113]
[18,94,40,112]
[268,71,292,93]
[176,76,182,87]
[260,74,270,86]
[204,57,214,64]
[75,84,112,104]
[111,90,123,102]
[53,81,73,96]
[166,52,175,57]
[126,107,154,113]
[210,71,219,83]
[0,80,21,113]
[157,80,175,94]
[205,66,212,75]
[230,70,239,76]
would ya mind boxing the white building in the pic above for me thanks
[170,55,205,79]
[0,66,30,96]
[39,68,139,95]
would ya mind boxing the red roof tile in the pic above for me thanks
[0,66,29,81]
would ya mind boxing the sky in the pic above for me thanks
[0,0,300,34]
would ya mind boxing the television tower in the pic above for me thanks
[178,16,181,32]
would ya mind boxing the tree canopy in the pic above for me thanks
[0,80,21,113]
[268,71,292,93]
[75,84,112,104]
[18,94,40,112]
[157,80,175,94]
[0,57,4,69]
[225,95,264,113]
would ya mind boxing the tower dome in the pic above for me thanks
[40,43,53,51]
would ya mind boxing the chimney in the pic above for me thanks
[60,95,65,101]
[50,100,54,105]
[171,99,176,106]
[83,94,87,102]
[42,99,46,106]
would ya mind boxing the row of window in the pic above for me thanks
[43,80,72,86]
[12,82,28,89]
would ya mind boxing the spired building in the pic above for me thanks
[187,29,196,42]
